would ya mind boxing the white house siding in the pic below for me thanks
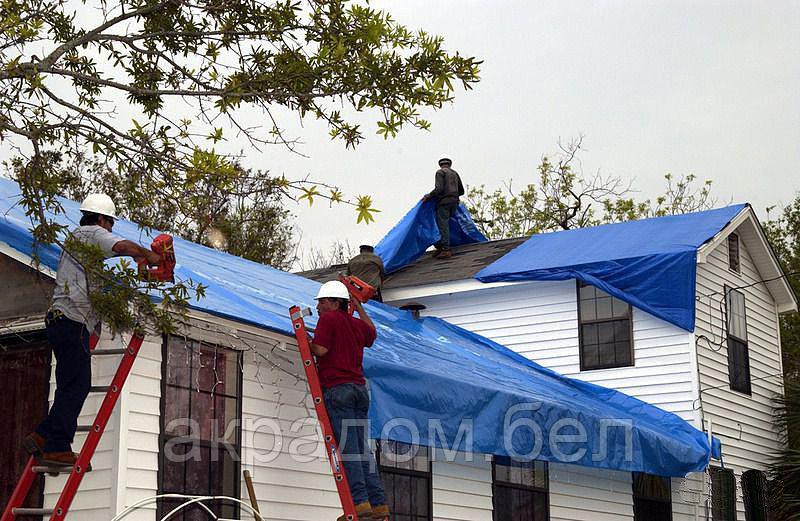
[431,452,493,521]
[548,464,633,521]
[385,280,698,424]
[695,234,785,520]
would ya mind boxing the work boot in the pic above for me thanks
[22,432,46,456]
[365,504,390,520]
[438,250,452,259]
[38,452,92,472]
[337,501,372,521]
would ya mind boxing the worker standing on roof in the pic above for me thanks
[310,281,389,521]
[347,245,386,302]
[422,154,464,259]
[23,194,161,468]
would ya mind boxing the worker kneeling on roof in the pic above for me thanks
[23,194,161,468]
[310,281,389,521]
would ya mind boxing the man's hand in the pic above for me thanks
[351,297,376,337]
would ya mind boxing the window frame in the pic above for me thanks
[728,233,741,274]
[577,281,635,371]
[491,457,549,521]
[376,441,433,521]
[632,472,673,521]
[725,287,752,395]
[157,335,244,521]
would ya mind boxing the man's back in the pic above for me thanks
[347,252,385,289]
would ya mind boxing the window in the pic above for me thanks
[578,281,633,370]
[158,337,243,521]
[728,234,741,273]
[493,457,548,521]
[726,288,751,394]
[377,441,431,521]
[742,470,768,521]
[633,473,672,521]
[710,467,737,521]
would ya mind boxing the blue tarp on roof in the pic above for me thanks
[0,178,715,476]
[476,205,748,332]
[375,200,486,273]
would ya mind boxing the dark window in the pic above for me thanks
[710,467,737,521]
[726,288,751,394]
[158,337,242,521]
[633,473,672,521]
[492,457,549,521]
[728,234,741,273]
[377,441,431,521]
[578,281,633,371]
[742,470,768,521]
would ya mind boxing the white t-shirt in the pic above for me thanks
[51,225,124,328]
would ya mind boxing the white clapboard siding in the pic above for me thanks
[42,333,130,520]
[432,451,493,521]
[548,463,633,521]
[395,280,698,424]
[695,232,785,521]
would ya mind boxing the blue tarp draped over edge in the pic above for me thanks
[476,205,748,332]
[375,200,487,273]
[0,178,714,476]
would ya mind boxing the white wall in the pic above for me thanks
[432,452,493,521]
[695,232,785,520]
[386,280,699,424]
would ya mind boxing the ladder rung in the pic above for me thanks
[89,385,110,393]
[92,348,126,355]
[76,424,94,432]
[12,508,55,516]
[32,465,72,474]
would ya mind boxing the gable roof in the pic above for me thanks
[0,177,716,476]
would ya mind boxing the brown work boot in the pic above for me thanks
[337,501,372,521]
[438,250,452,259]
[23,432,46,456]
[365,504,390,520]
[38,452,92,472]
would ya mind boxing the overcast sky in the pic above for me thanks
[266,0,799,261]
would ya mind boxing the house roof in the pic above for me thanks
[0,177,716,476]
[299,236,527,288]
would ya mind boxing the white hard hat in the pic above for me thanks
[80,193,117,219]
[315,281,350,300]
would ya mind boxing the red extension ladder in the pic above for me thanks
[2,331,144,521]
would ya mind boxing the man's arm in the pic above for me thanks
[351,298,376,347]
[310,337,329,357]
[424,170,445,201]
[112,240,161,265]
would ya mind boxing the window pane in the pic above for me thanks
[579,283,596,300]
[598,322,614,344]
[580,298,596,321]
[581,323,598,345]
[162,442,188,492]
[414,477,429,515]
[582,344,599,369]
[191,391,213,440]
[728,234,740,272]
[597,343,615,367]
[596,297,613,320]
[196,348,219,393]
[612,297,630,318]
[615,342,631,366]
[728,338,751,394]
[164,386,191,436]
[614,320,630,342]
[184,445,211,495]
[166,341,192,387]
[214,396,239,443]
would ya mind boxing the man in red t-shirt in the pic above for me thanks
[311,280,389,521]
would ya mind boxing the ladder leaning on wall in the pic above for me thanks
[1,330,145,521]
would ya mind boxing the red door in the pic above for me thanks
[0,335,51,520]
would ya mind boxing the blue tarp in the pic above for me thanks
[375,200,486,273]
[477,205,748,332]
[0,178,715,476]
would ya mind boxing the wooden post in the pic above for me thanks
[243,470,262,520]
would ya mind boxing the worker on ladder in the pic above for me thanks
[347,245,385,302]
[422,154,464,259]
[311,281,390,521]
[23,193,161,468]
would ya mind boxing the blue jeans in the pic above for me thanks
[36,311,92,452]
[435,200,458,250]
[323,383,387,507]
